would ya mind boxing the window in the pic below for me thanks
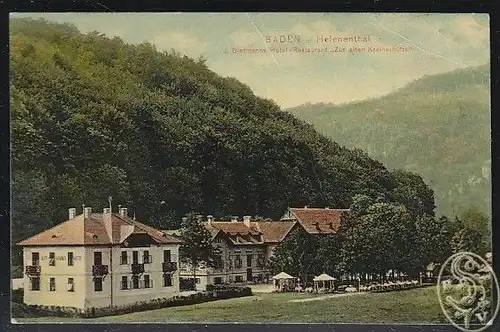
[121,276,128,290]
[132,275,139,289]
[68,252,74,266]
[94,277,103,292]
[214,236,221,243]
[120,251,128,265]
[93,251,102,265]
[163,273,172,287]
[257,253,265,267]
[144,275,151,288]
[49,252,55,266]
[132,251,138,264]
[163,250,171,263]
[30,277,40,291]
[214,277,222,284]
[235,275,243,283]
[235,255,242,268]
[67,278,74,292]
[215,256,224,269]
[246,253,253,267]
[49,277,56,291]
[32,252,39,266]
[143,250,151,264]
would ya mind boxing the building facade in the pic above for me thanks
[178,215,297,290]
[18,206,182,309]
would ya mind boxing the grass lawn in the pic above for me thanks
[14,286,447,324]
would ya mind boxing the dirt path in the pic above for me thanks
[288,292,367,303]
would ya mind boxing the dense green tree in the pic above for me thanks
[451,213,488,256]
[315,235,342,277]
[338,194,443,280]
[179,213,219,290]
[414,214,455,275]
[458,206,491,252]
[269,227,317,283]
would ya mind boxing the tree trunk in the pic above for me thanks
[193,263,197,291]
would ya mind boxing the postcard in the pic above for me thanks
[9,12,495,328]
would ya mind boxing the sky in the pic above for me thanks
[11,13,490,108]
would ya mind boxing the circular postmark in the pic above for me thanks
[437,252,499,332]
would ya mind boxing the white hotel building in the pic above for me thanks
[17,206,182,309]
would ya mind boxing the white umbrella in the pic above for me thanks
[313,273,336,281]
[272,272,295,280]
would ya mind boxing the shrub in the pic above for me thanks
[11,288,24,303]
[11,266,23,279]
[11,286,253,319]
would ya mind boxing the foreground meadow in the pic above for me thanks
[15,286,447,324]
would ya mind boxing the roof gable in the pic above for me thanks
[257,221,297,243]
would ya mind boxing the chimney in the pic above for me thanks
[83,207,92,218]
[119,207,128,218]
[181,217,188,224]
[304,205,309,209]
[68,208,76,220]
[103,207,111,214]
[243,215,251,227]
[207,215,214,225]
[231,216,238,223]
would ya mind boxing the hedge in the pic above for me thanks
[12,288,23,304]
[369,283,433,293]
[12,286,252,318]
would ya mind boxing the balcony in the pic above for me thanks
[131,263,144,274]
[25,265,41,276]
[162,261,177,272]
[92,265,109,276]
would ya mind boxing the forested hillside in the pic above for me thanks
[10,18,435,264]
[289,65,490,217]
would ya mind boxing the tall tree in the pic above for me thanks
[451,214,487,255]
[458,206,491,252]
[179,213,219,290]
[269,227,317,284]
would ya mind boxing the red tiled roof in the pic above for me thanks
[17,213,182,246]
[205,221,263,245]
[287,208,350,234]
[257,221,297,243]
[203,220,297,245]
[207,222,261,235]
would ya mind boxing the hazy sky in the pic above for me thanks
[11,13,490,108]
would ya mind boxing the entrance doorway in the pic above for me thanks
[246,268,252,282]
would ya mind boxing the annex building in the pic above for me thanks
[178,207,349,290]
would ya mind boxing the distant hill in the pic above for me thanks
[288,65,491,217]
